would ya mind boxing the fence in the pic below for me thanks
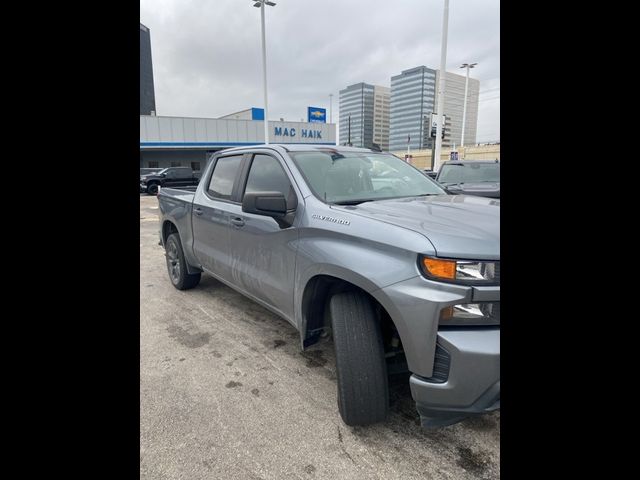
[390,144,500,170]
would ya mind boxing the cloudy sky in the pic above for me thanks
[141,0,499,143]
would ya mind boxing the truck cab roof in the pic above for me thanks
[217,144,376,155]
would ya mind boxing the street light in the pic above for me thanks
[253,1,276,144]
[459,62,477,149]
[329,93,333,123]
[434,0,449,172]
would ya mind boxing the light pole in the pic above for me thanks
[253,1,276,144]
[434,0,449,172]
[329,93,333,123]
[459,62,477,149]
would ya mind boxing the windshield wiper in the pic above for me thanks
[332,199,377,206]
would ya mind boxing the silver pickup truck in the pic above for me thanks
[158,144,500,428]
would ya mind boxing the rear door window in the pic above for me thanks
[207,156,243,200]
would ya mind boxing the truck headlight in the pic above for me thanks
[419,255,499,285]
[440,302,500,326]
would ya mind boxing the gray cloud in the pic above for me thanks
[142,0,499,142]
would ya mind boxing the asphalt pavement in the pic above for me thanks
[140,194,500,480]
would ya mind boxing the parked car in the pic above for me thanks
[435,160,500,198]
[140,167,201,195]
[158,145,500,428]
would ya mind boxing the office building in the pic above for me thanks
[389,66,438,152]
[140,23,157,115]
[339,83,392,149]
[389,66,480,152]
[339,83,374,148]
[436,70,480,148]
[373,86,390,151]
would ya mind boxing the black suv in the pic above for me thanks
[436,160,500,199]
[140,167,201,195]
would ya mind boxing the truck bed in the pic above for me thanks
[158,188,196,249]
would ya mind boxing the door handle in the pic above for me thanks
[230,217,245,227]
[194,207,203,216]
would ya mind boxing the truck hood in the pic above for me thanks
[332,194,500,259]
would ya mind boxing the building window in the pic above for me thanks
[148,161,159,168]
[171,162,181,167]
[191,162,201,171]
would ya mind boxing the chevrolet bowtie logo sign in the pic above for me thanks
[307,106,327,123]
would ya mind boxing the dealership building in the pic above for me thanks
[140,23,336,172]
[139,21,335,171]
[140,113,336,172]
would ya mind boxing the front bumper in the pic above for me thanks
[140,183,147,192]
[410,328,499,427]
[376,275,500,427]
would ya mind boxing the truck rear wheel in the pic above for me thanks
[147,183,159,195]
[329,291,389,426]
[165,233,201,290]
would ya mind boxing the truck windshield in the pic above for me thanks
[289,151,446,204]
[438,163,500,184]
[157,168,169,175]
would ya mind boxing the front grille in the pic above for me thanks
[422,343,450,383]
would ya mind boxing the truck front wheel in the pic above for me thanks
[147,183,159,195]
[329,291,389,426]
[165,233,201,290]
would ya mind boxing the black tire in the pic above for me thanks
[147,183,159,195]
[165,233,201,290]
[329,291,389,426]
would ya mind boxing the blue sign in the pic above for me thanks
[307,107,326,123]
[251,107,264,120]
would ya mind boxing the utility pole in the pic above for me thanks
[460,62,477,150]
[434,0,449,171]
[253,1,276,144]
[329,93,333,123]
[431,136,436,170]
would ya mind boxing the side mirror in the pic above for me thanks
[242,191,287,218]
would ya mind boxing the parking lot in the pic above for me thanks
[140,194,500,479]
